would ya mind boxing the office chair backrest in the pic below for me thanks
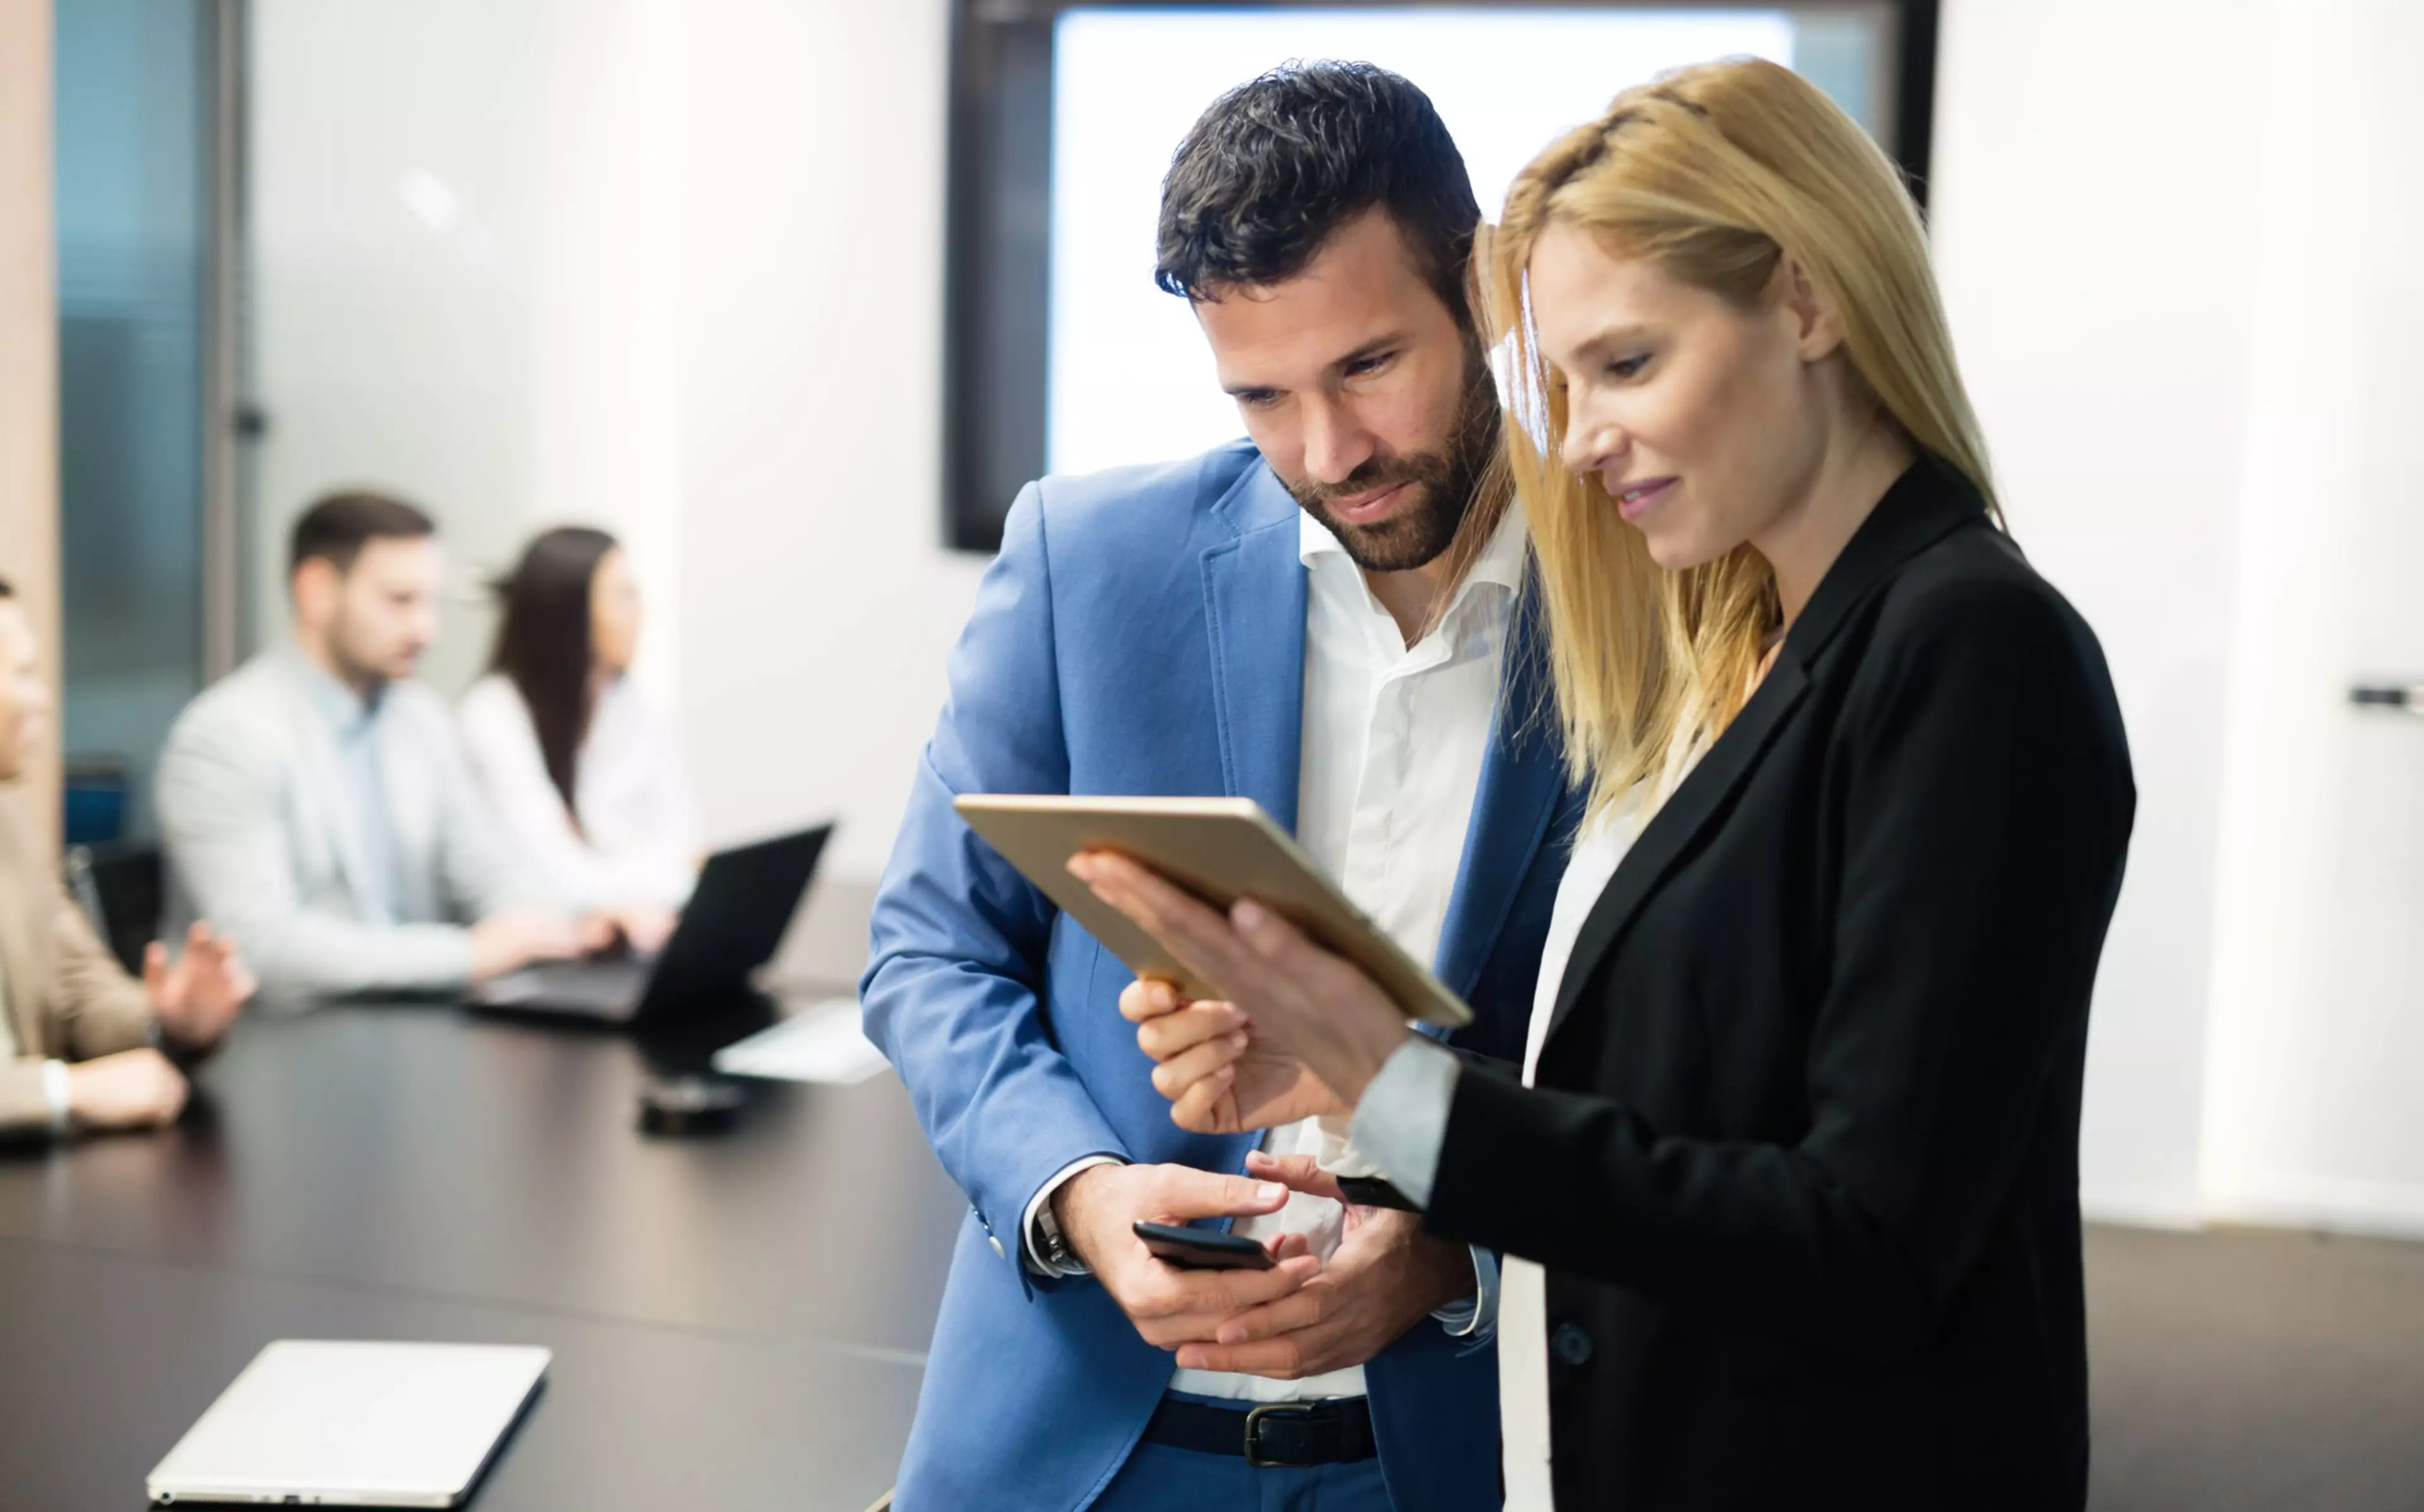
[65,841,164,976]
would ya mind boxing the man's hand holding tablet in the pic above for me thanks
[1071,849,1418,1118]
[1117,976,1344,1135]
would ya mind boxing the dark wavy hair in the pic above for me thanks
[488,526,617,826]
[289,490,436,579]
[1153,60,1482,326]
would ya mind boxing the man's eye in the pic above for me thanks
[1345,352,1394,378]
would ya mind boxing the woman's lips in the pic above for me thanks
[1613,476,1677,523]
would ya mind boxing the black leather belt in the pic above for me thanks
[1143,1395,1377,1468]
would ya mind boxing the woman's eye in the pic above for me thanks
[1345,352,1394,378]
[1608,353,1650,379]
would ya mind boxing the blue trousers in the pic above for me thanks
[1088,1397,1398,1512]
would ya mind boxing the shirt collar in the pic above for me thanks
[288,647,387,735]
[1461,502,1530,594]
[1298,505,1348,569]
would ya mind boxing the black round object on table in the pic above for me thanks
[636,1074,747,1136]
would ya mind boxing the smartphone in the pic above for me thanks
[1132,1220,1276,1272]
[1333,1174,1421,1212]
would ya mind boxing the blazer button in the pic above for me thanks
[1550,1321,1594,1367]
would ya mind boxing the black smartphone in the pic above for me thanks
[1132,1220,1276,1272]
[1333,1174,1421,1212]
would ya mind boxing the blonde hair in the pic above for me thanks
[1480,57,1998,822]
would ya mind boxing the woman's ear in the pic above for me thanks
[1783,256,1846,363]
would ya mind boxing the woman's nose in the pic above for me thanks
[1561,408,1623,473]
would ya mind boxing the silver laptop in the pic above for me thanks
[146,1340,550,1508]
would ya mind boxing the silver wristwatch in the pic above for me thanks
[1033,1192,1088,1276]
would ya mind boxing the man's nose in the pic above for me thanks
[1300,398,1377,486]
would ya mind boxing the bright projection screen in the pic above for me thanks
[944,3,1926,549]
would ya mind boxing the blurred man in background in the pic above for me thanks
[0,577,252,1137]
[158,492,598,1003]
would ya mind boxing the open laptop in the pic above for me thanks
[466,824,831,1024]
[146,1339,549,1508]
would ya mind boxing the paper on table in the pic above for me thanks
[711,997,892,1085]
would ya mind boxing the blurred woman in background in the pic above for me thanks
[461,527,697,952]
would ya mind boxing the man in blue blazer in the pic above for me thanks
[863,63,1579,1511]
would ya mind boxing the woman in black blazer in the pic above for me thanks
[1074,57,2133,1511]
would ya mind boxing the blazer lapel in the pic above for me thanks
[1192,459,1307,1185]
[1543,458,1990,1046]
[1544,658,1811,1045]
[1434,593,1570,1000]
[1198,464,1308,830]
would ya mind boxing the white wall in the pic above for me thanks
[249,0,549,694]
[252,0,687,699]
[1935,0,2424,1237]
[672,0,982,894]
[1930,0,2269,1224]
[2201,0,2424,1238]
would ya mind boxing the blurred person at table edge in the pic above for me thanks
[0,577,254,1138]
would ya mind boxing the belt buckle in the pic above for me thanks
[1243,1402,1319,1470]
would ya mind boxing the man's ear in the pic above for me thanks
[1783,256,1845,363]
[292,558,338,627]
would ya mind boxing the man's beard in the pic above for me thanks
[330,610,416,690]
[1288,350,1502,574]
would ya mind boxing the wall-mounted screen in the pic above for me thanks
[946,2,1935,550]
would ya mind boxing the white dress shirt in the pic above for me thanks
[458,674,700,913]
[1174,501,1528,1402]
[1023,501,1530,1405]
[297,663,407,922]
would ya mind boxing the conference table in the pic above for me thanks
[0,993,968,1509]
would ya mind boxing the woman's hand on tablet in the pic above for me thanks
[1074,850,1411,1107]
[1119,977,1346,1132]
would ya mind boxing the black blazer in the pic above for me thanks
[1427,459,2134,1510]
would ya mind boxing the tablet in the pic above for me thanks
[953,794,1472,1029]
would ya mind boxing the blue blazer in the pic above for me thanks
[862,441,1581,1512]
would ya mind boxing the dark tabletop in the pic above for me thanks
[0,998,965,1511]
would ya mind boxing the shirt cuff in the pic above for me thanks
[1022,1154,1126,1277]
[1348,1035,1459,1208]
[1432,1244,1500,1340]
[41,1060,72,1135]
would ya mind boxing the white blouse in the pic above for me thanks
[458,673,700,912]
[1499,806,1642,1509]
